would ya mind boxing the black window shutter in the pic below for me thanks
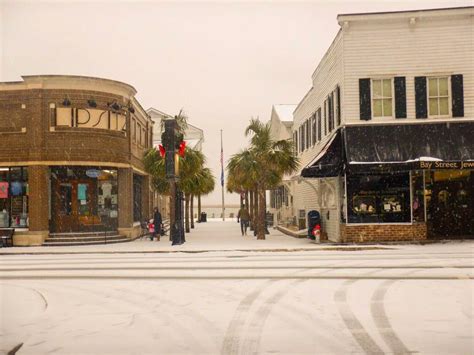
[451,74,464,117]
[299,127,303,152]
[336,86,341,126]
[359,79,371,120]
[329,92,334,131]
[394,77,407,118]
[324,100,328,135]
[317,109,321,141]
[415,76,427,118]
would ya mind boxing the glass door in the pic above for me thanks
[53,182,76,232]
[52,180,99,233]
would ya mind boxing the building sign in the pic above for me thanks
[418,161,473,170]
[85,169,102,178]
[462,161,474,169]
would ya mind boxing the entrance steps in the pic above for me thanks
[44,231,130,246]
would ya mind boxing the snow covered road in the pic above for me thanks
[1,247,473,354]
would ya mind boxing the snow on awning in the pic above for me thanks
[344,122,474,173]
[301,122,474,178]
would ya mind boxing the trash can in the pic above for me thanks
[307,210,321,242]
[200,212,207,223]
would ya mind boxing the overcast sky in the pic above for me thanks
[1,0,470,205]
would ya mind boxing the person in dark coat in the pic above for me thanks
[237,205,250,236]
[153,207,162,241]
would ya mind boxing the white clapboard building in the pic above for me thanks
[270,6,473,242]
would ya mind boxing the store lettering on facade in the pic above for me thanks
[418,161,472,170]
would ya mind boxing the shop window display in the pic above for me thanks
[51,167,118,232]
[98,171,118,227]
[0,167,29,228]
[347,173,410,223]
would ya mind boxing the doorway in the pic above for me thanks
[52,179,99,233]
[426,170,473,238]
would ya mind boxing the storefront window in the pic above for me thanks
[51,167,118,232]
[97,170,118,227]
[0,167,29,228]
[347,173,410,223]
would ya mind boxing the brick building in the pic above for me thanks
[270,7,473,242]
[0,75,155,245]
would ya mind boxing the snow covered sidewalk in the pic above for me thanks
[1,220,473,255]
[0,220,333,254]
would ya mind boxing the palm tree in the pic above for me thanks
[179,148,205,233]
[194,168,215,224]
[227,148,259,230]
[244,118,299,240]
[143,148,169,194]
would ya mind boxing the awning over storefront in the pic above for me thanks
[345,122,474,173]
[301,131,343,178]
[301,122,474,177]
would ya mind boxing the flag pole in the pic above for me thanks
[220,129,225,221]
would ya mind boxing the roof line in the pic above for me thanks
[338,6,473,19]
[21,74,137,94]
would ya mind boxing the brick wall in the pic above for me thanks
[0,88,149,171]
[341,223,427,243]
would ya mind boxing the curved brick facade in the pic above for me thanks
[0,76,154,245]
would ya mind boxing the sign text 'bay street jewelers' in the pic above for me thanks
[418,161,474,170]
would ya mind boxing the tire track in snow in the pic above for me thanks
[31,280,206,353]
[222,266,339,355]
[335,279,385,354]
[370,280,411,354]
[220,280,275,355]
[335,261,429,354]
[240,279,307,355]
[0,282,49,311]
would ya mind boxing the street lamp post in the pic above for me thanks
[162,119,185,245]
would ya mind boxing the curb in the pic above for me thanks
[276,226,307,238]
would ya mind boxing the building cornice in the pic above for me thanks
[338,6,473,24]
[0,75,138,100]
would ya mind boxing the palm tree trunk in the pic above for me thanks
[263,190,269,234]
[185,193,190,233]
[249,190,254,231]
[245,191,249,210]
[253,187,259,234]
[191,194,195,229]
[197,194,202,222]
[257,185,266,240]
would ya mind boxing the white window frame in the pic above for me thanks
[371,78,394,119]
[427,76,451,119]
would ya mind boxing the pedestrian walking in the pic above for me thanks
[153,207,162,241]
[237,205,250,236]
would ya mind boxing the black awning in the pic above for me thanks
[300,122,474,178]
[301,130,344,178]
[345,122,474,173]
